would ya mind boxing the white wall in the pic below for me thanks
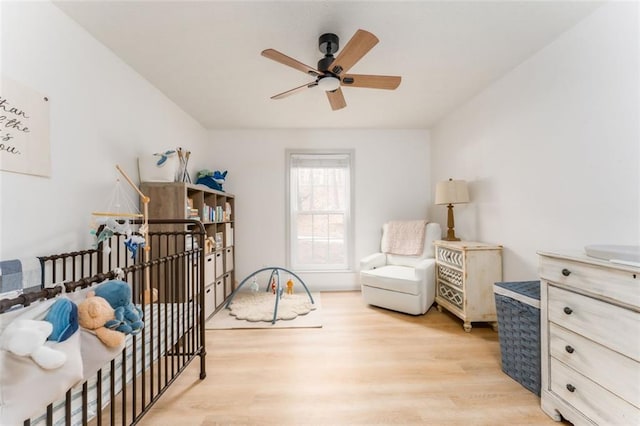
[429,2,639,281]
[0,1,208,259]
[6,1,633,291]
[207,129,431,290]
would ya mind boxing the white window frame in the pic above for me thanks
[286,149,354,272]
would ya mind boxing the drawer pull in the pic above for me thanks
[561,268,571,277]
[566,384,576,393]
[565,345,574,354]
[563,306,573,315]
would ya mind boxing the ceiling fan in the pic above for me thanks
[262,29,401,111]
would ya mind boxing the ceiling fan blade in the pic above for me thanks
[271,82,318,100]
[341,74,401,90]
[262,49,323,77]
[326,88,347,110]
[329,29,379,75]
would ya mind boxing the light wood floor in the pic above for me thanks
[140,291,560,425]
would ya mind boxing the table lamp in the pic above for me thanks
[435,178,469,241]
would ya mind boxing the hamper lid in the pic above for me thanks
[494,281,540,308]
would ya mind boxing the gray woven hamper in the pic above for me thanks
[493,280,541,396]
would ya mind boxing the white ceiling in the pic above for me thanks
[53,1,602,129]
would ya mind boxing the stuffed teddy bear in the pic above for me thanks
[0,319,66,369]
[196,169,227,192]
[92,280,144,335]
[77,295,125,348]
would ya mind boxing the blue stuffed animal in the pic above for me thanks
[93,280,144,335]
[196,170,227,192]
[45,298,79,342]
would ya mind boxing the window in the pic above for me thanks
[287,150,353,271]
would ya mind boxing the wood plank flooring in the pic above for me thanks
[140,291,561,425]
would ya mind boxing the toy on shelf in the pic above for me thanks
[205,236,216,253]
[224,202,232,221]
[196,169,227,192]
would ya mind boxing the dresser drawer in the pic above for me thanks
[437,281,464,311]
[550,323,640,407]
[437,264,463,289]
[548,285,640,361]
[550,358,639,425]
[436,246,463,269]
[540,255,640,307]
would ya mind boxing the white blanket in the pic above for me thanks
[381,220,427,256]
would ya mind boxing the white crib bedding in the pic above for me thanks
[29,302,196,426]
[0,297,85,426]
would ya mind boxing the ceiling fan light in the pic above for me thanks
[318,76,341,91]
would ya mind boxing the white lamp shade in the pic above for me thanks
[318,76,341,91]
[435,179,470,205]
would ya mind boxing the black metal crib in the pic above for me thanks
[0,219,206,426]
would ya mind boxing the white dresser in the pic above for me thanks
[538,251,640,425]
[434,240,503,332]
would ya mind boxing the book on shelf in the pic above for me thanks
[201,205,229,222]
[188,207,199,220]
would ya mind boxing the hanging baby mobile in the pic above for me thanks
[89,165,150,259]
[90,165,156,303]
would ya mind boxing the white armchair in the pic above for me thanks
[360,222,442,315]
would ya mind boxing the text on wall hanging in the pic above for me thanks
[0,76,50,177]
